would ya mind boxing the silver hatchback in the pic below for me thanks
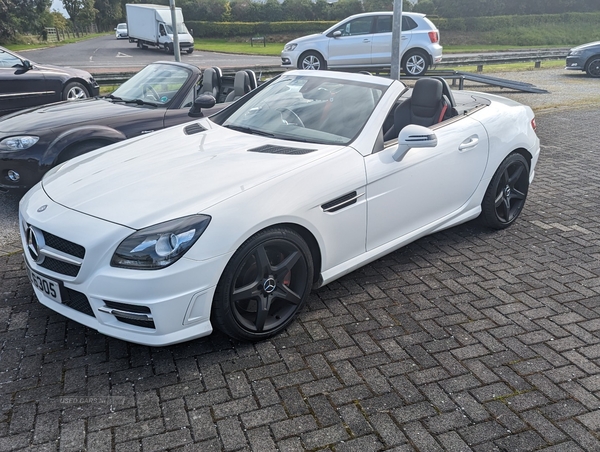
[281,11,442,76]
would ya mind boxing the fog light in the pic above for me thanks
[8,170,20,181]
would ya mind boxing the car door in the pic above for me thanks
[327,16,375,67]
[0,50,49,115]
[365,117,489,251]
[371,15,414,65]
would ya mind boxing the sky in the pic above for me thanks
[51,0,69,17]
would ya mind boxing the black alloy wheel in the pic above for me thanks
[481,152,530,229]
[586,57,600,78]
[212,227,313,341]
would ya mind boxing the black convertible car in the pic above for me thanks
[0,46,99,116]
[0,61,257,193]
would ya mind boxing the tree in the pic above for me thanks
[281,0,315,21]
[63,0,97,27]
[94,0,122,31]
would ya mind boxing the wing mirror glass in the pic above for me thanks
[393,124,438,162]
[189,94,216,117]
[21,60,32,71]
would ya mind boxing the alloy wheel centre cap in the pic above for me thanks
[504,185,511,198]
[263,277,277,294]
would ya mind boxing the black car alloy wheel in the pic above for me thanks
[212,227,313,341]
[481,152,530,229]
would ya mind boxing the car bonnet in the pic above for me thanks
[0,99,139,133]
[42,122,342,230]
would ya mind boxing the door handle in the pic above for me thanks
[363,39,370,43]
[458,135,479,151]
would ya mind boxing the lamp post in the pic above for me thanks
[169,0,181,62]
[390,0,403,80]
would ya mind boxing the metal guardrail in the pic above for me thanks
[92,49,567,92]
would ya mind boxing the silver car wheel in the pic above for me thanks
[62,82,90,101]
[404,52,427,76]
[301,54,322,70]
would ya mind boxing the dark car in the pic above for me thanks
[0,46,100,116]
[0,62,256,193]
[565,41,600,78]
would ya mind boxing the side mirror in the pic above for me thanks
[393,124,438,162]
[21,60,32,71]
[114,27,117,30]
[189,94,216,117]
[333,30,342,38]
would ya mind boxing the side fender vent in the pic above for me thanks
[248,144,316,155]
[184,123,207,135]
[322,191,360,213]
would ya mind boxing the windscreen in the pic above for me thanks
[221,74,387,145]
[112,64,191,106]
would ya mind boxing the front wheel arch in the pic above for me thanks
[56,139,113,164]
[297,50,327,70]
[211,226,317,341]
[585,55,600,77]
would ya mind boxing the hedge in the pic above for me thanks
[435,12,600,32]
[187,12,600,40]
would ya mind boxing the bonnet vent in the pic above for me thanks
[184,123,207,135]
[248,144,316,155]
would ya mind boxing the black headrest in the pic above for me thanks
[412,78,443,107]
[234,71,251,95]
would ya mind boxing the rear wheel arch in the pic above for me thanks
[401,48,431,76]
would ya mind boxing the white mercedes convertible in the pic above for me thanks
[19,70,540,345]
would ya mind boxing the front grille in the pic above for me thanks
[40,257,80,277]
[26,224,85,278]
[63,288,95,317]
[44,232,85,258]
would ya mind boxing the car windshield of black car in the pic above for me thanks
[112,64,191,106]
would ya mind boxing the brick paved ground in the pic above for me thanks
[1,106,600,451]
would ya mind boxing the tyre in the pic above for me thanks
[402,50,429,76]
[212,227,314,342]
[480,152,530,229]
[186,48,194,54]
[57,140,109,165]
[165,43,173,54]
[585,56,600,78]
[298,51,326,70]
[62,82,89,101]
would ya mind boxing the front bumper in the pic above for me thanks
[565,55,585,71]
[281,50,300,68]
[19,187,231,346]
[0,147,49,192]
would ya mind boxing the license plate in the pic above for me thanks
[25,261,63,304]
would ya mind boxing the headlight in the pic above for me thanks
[111,215,211,269]
[0,136,39,152]
[284,43,297,51]
[569,50,581,56]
